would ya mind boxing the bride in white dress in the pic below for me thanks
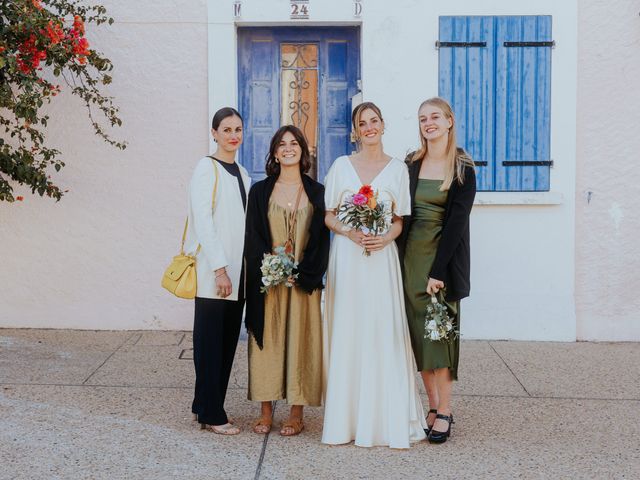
[322,102,427,448]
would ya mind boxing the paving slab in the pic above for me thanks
[259,395,640,479]
[2,330,639,479]
[490,341,640,399]
[85,344,194,388]
[230,340,249,389]
[454,341,528,397]
[0,385,261,480]
[86,335,249,390]
[134,331,186,346]
[0,329,132,385]
[179,332,192,346]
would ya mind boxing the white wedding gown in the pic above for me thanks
[321,155,427,448]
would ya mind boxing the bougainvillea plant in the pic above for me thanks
[0,0,125,203]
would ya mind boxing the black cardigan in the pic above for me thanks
[397,156,476,302]
[244,174,330,349]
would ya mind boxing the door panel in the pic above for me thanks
[238,27,360,181]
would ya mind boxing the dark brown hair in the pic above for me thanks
[211,107,242,130]
[265,125,311,177]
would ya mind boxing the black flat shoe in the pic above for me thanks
[427,413,454,444]
[424,409,438,435]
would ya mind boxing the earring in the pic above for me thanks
[275,158,280,163]
[213,138,218,143]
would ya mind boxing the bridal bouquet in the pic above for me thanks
[260,245,298,293]
[337,184,390,256]
[424,294,458,342]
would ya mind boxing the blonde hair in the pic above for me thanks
[351,101,384,150]
[411,97,474,191]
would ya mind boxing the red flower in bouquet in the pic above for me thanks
[337,184,390,256]
[358,184,374,199]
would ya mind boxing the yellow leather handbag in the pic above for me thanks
[161,159,219,299]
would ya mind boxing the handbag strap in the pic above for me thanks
[180,158,219,255]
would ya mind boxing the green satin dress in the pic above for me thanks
[403,179,460,380]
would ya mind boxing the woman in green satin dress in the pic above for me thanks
[399,97,476,444]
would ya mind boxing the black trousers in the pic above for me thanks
[191,294,244,425]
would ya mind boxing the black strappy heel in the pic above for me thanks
[427,413,454,444]
[424,409,438,435]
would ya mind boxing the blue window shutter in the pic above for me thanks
[438,15,552,192]
[438,16,495,191]
[494,16,552,191]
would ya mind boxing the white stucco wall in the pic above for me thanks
[575,0,640,341]
[0,0,209,329]
[6,0,632,342]
[209,0,578,340]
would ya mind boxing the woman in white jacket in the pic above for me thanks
[186,107,251,435]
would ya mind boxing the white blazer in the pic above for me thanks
[184,157,251,300]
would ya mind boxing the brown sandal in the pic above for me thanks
[280,417,304,436]
[252,416,272,434]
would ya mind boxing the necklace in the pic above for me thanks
[276,183,303,208]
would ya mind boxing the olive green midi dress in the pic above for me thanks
[403,179,460,380]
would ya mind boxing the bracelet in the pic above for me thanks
[215,269,226,278]
[332,217,341,231]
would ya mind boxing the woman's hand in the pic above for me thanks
[362,233,391,252]
[215,268,232,298]
[346,229,367,247]
[426,277,445,295]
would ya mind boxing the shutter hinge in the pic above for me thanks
[502,161,554,167]
[503,41,555,48]
[435,41,487,49]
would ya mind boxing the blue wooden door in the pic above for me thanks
[238,27,360,181]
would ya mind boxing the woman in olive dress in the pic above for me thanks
[244,125,329,437]
[398,97,476,444]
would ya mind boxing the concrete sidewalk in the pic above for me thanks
[0,329,638,479]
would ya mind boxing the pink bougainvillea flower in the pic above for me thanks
[45,20,65,45]
[73,15,86,36]
[73,37,90,56]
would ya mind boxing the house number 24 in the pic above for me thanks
[290,1,309,19]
